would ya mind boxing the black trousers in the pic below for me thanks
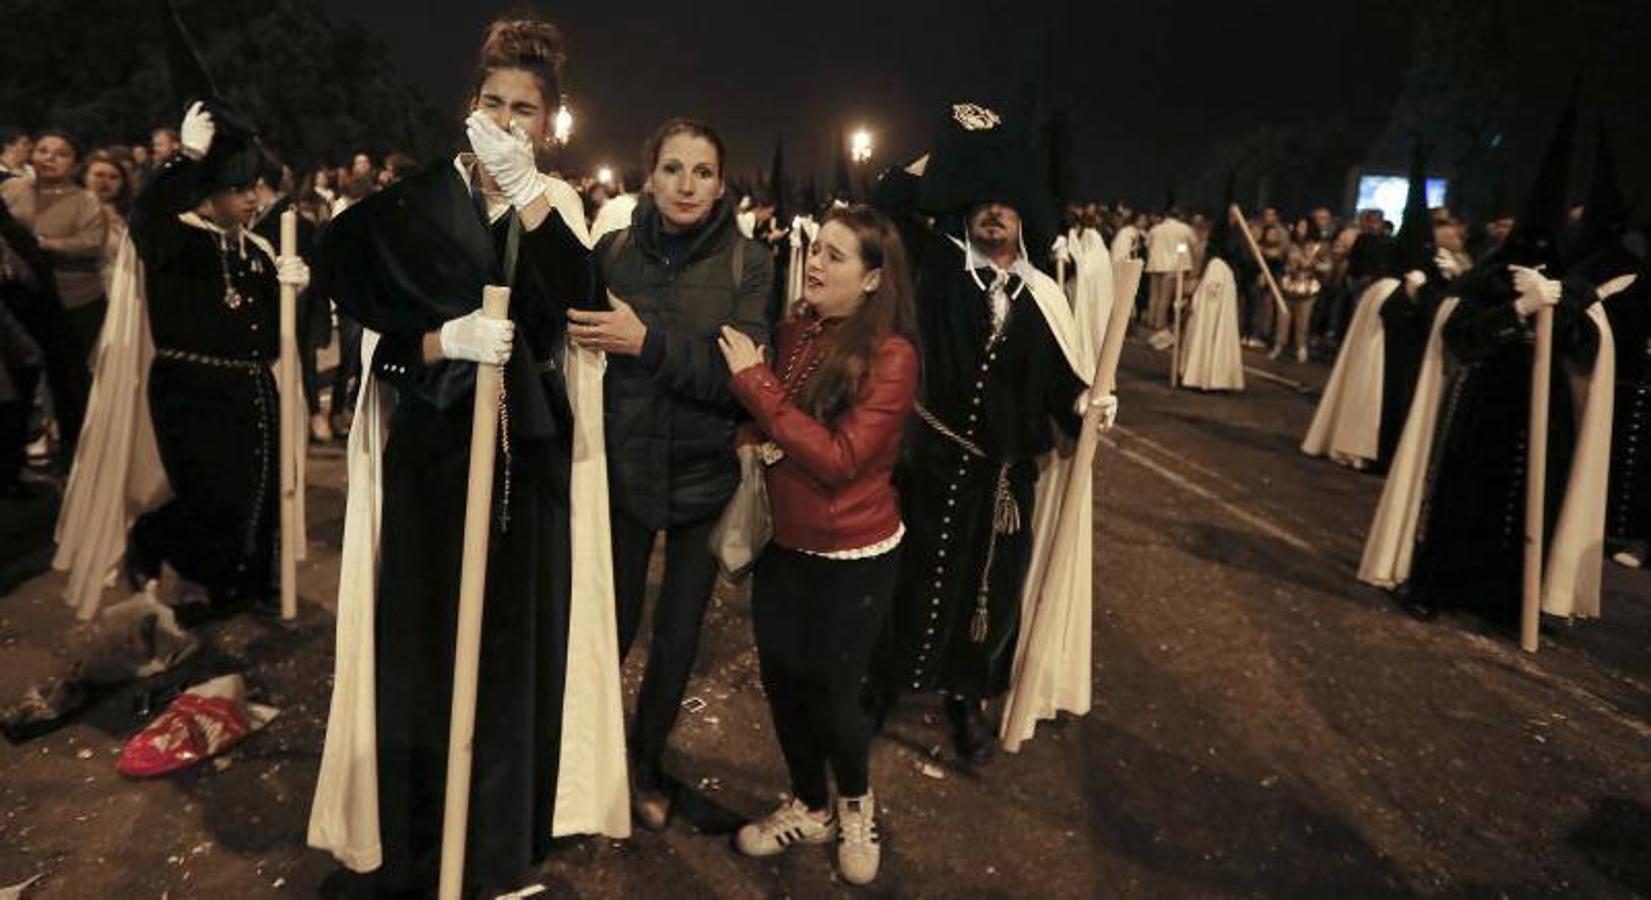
[0,366,39,487]
[331,312,361,417]
[752,544,900,810]
[2,284,88,467]
[612,507,721,788]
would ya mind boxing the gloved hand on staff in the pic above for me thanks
[1510,265,1560,318]
[275,256,310,291]
[439,306,515,365]
[1075,391,1120,432]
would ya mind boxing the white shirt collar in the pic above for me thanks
[452,154,512,224]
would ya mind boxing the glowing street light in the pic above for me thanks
[554,106,574,144]
[596,166,613,185]
[851,129,873,164]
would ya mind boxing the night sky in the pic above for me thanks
[320,0,1423,204]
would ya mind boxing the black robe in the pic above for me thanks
[317,162,593,894]
[126,155,280,605]
[1377,280,1444,471]
[1603,270,1651,546]
[1406,272,1601,622]
[884,221,1083,701]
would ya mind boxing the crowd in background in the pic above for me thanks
[0,116,1589,501]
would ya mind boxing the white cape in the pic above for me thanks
[1358,299,1615,619]
[52,223,304,620]
[1302,278,1398,467]
[307,179,631,872]
[999,229,1135,752]
[1179,258,1245,391]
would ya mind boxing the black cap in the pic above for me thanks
[916,102,1056,261]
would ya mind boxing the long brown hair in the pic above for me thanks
[794,205,918,423]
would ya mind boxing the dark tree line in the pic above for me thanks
[0,0,451,170]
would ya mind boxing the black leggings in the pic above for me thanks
[752,543,901,810]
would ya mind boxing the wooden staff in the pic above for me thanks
[438,285,511,900]
[278,210,298,621]
[1169,268,1184,388]
[1036,258,1141,613]
[1229,204,1290,348]
[1521,303,1555,652]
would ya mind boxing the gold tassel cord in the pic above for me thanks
[992,465,1020,535]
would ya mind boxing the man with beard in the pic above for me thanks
[870,102,1115,764]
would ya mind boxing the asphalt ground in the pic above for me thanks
[1,337,1648,898]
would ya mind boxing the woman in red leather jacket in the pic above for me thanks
[717,205,917,885]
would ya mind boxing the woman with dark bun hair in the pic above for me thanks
[309,14,630,896]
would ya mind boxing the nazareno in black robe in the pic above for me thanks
[317,160,594,894]
[1404,268,1601,622]
[126,154,281,606]
[875,169,1082,701]
[1377,278,1446,472]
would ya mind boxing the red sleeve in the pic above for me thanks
[730,336,917,489]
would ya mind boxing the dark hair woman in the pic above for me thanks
[0,129,106,462]
[569,116,772,829]
[84,149,133,297]
[718,205,916,885]
[309,15,628,897]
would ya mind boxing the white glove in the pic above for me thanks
[1433,248,1463,279]
[180,101,215,161]
[465,110,543,210]
[1511,265,1560,318]
[1403,270,1427,297]
[1076,391,1120,431]
[1052,235,1071,264]
[275,256,310,291]
[439,307,515,365]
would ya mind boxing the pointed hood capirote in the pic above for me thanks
[161,0,266,199]
[1394,140,1437,280]
[1566,119,1633,280]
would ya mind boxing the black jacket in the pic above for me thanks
[595,196,772,529]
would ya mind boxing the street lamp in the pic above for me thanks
[554,106,574,144]
[850,128,873,164]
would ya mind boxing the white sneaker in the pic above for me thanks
[735,797,836,857]
[835,792,882,885]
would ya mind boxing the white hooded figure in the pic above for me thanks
[1178,254,1245,391]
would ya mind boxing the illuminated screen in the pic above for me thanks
[1356,176,1448,230]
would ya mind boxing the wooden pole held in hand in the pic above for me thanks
[278,210,298,621]
[438,285,511,900]
[1170,270,1184,388]
[1230,204,1290,346]
[1521,305,1555,653]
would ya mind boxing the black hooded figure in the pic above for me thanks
[1570,122,1651,558]
[124,1,284,609]
[1401,91,1604,622]
[1375,142,1446,471]
[869,102,1084,764]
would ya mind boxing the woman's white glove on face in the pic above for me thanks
[440,307,515,365]
[1511,265,1561,318]
[465,111,543,210]
[276,256,310,291]
[180,101,215,161]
